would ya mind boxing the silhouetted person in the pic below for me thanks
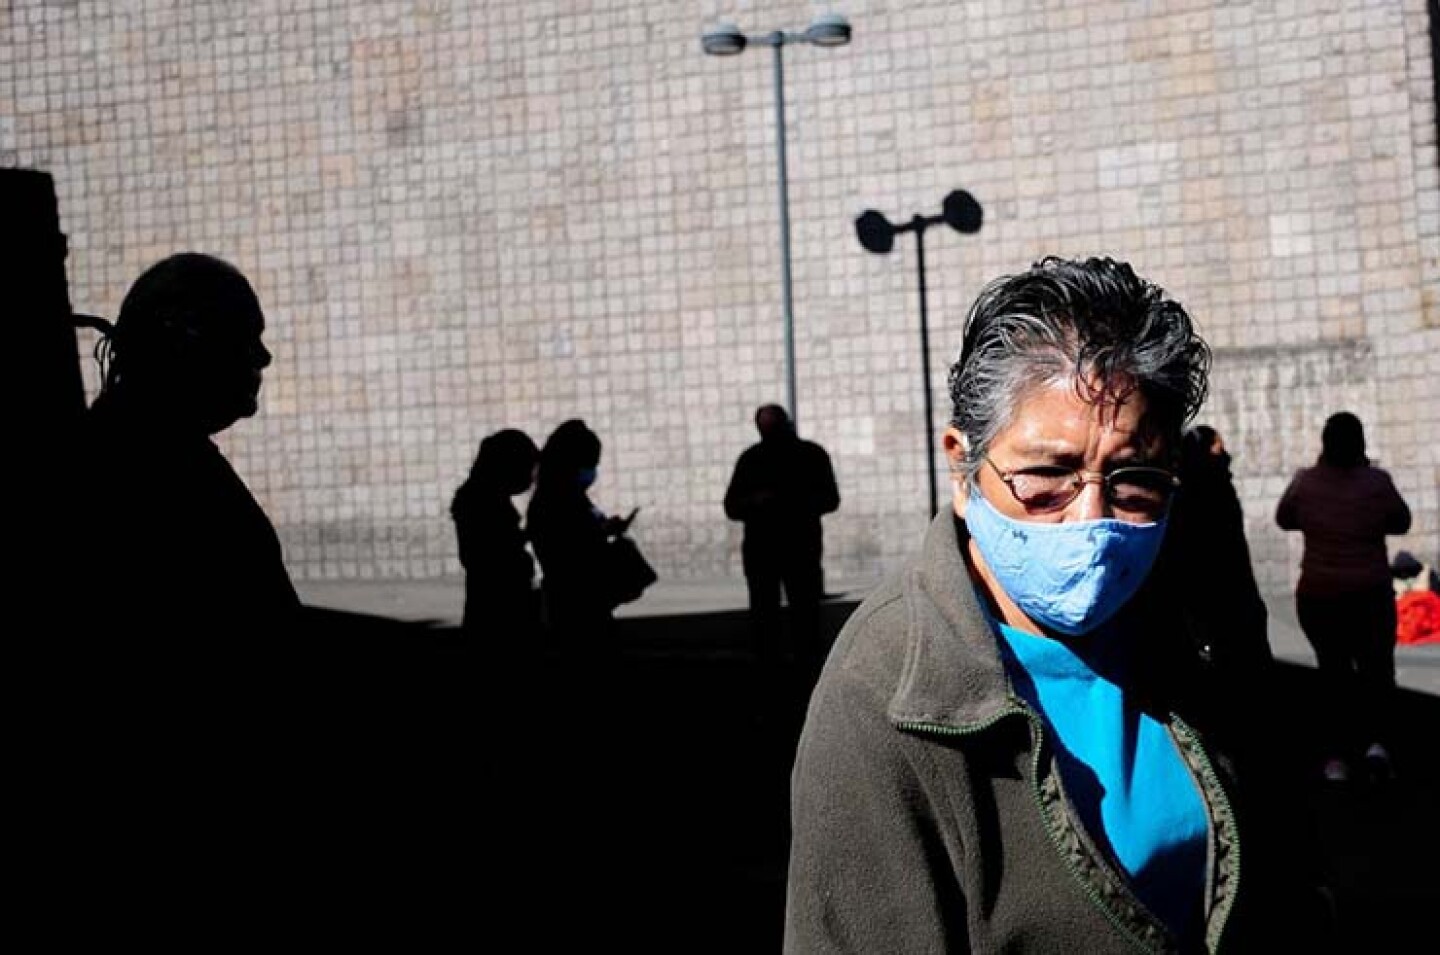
[76,252,299,646]
[724,404,839,687]
[527,419,635,657]
[56,252,304,935]
[1162,425,1272,678]
[452,428,540,643]
[1277,411,1412,782]
[1154,426,1306,894]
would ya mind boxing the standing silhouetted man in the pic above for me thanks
[77,252,298,645]
[725,405,840,687]
[59,253,303,935]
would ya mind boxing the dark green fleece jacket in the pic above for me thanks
[784,513,1254,953]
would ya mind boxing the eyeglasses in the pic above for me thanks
[984,457,1179,519]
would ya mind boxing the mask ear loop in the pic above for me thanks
[73,313,117,394]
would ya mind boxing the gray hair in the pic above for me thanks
[947,256,1210,481]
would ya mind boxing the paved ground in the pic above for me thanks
[290,575,1440,950]
[298,575,1440,695]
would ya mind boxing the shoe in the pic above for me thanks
[1363,743,1395,783]
[1322,757,1350,783]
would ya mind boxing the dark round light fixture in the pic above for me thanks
[943,189,984,234]
[855,189,984,518]
[855,210,896,254]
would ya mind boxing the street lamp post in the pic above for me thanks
[702,14,852,429]
[856,190,984,517]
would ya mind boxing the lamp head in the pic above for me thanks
[702,21,747,55]
[805,13,852,47]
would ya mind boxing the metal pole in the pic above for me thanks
[915,225,938,517]
[771,38,798,428]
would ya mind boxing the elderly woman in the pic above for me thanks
[785,257,1314,952]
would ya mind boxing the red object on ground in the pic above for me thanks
[1396,589,1440,646]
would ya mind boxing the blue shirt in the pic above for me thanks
[996,621,1209,937]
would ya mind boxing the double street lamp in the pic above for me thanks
[856,190,984,517]
[702,14,852,428]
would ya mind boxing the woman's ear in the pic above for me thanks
[942,427,969,517]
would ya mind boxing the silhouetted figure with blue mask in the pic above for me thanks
[452,428,540,644]
[725,404,840,690]
[527,418,636,658]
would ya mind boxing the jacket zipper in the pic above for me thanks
[1168,715,1240,953]
[895,706,1023,740]
[898,703,1165,953]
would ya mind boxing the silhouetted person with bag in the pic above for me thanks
[1277,411,1412,783]
[452,428,540,644]
[725,404,840,688]
[527,419,639,659]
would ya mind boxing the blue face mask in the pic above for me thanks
[964,488,1167,636]
[577,467,597,490]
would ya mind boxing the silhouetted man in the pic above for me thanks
[75,252,298,645]
[59,253,303,933]
[725,405,840,685]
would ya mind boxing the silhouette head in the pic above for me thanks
[1320,411,1368,468]
[475,429,539,495]
[755,404,793,442]
[107,253,271,435]
[1181,424,1229,477]
[538,419,602,492]
[1183,425,1221,456]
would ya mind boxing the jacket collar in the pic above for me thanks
[887,511,1019,731]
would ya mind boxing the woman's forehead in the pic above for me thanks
[997,381,1158,449]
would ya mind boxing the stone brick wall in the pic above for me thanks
[4,0,1436,593]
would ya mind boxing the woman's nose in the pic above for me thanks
[1070,478,1110,521]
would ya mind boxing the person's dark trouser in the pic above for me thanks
[744,543,824,686]
[540,583,617,668]
[1295,587,1398,758]
[463,586,542,657]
